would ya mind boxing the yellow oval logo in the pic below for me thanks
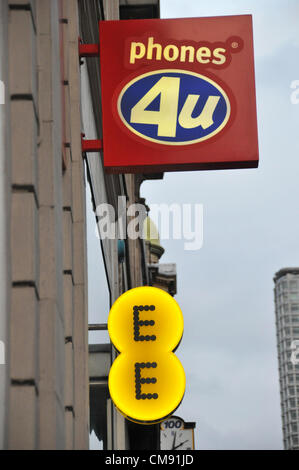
[108,286,186,424]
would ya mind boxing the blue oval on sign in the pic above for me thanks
[117,69,231,146]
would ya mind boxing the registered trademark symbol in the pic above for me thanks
[231,41,239,49]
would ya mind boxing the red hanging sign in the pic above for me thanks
[99,15,259,174]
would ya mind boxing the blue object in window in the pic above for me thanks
[118,239,125,263]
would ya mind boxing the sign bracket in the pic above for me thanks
[79,39,102,157]
[81,134,103,155]
[78,38,99,58]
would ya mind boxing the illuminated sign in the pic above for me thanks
[108,286,186,424]
[99,15,259,173]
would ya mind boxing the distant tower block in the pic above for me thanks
[274,268,299,450]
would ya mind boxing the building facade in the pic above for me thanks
[1,0,90,450]
[79,0,165,451]
[0,0,180,450]
[274,268,299,450]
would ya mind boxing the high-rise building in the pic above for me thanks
[274,268,299,450]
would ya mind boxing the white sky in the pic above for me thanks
[88,0,299,450]
[141,0,299,450]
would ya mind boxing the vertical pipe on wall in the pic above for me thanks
[0,0,10,450]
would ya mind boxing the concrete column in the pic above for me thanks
[7,0,39,450]
[65,0,89,449]
[35,0,65,449]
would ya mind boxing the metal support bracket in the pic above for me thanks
[79,40,102,158]
[81,134,103,154]
[78,38,99,58]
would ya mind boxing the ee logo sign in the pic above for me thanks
[118,69,230,146]
[108,286,185,424]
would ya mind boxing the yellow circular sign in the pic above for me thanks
[108,286,186,424]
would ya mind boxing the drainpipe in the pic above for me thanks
[0,0,10,450]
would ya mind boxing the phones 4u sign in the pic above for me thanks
[98,15,259,173]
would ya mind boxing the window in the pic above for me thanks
[291,304,299,312]
[291,423,298,433]
[290,294,299,301]
[290,280,298,291]
[289,398,296,408]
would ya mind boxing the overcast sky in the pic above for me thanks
[89,0,299,450]
[141,0,299,450]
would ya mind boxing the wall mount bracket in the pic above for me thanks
[81,134,103,155]
[79,39,102,157]
[78,38,99,58]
